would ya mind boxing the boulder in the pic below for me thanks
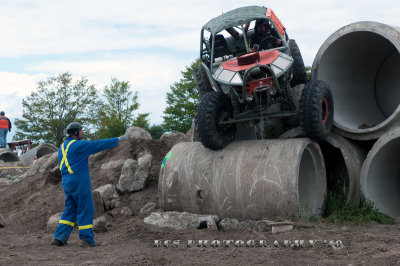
[143,211,219,230]
[117,154,152,194]
[139,202,157,216]
[125,126,152,140]
[93,216,107,233]
[92,190,105,218]
[160,131,185,147]
[93,184,119,210]
[47,212,62,232]
[101,159,125,171]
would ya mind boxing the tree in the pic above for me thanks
[14,73,100,146]
[305,66,312,81]
[162,59,200,133]
[147,124,164,139]
[96,78,149,139]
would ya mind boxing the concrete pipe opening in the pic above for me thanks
[159,140,326,220]
[361,128,400,218]
[313,21,400,140]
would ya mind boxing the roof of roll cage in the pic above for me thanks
[203,6,267,34]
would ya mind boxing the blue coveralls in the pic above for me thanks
[53,136,119,245]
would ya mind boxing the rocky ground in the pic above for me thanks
[1,133,400,265]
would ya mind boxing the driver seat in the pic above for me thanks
[212,34,231,58]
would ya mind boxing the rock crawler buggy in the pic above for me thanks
[194,6,334,149]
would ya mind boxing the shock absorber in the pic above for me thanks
[229,89,240,117]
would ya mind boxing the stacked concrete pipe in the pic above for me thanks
[313,21,400,217]
[159,140,326,220]
[312,21,400,140]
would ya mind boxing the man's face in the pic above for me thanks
[78,130,83,140]
[257,23,266,34]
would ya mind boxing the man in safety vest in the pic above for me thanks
[52,122,130,247]
[0,111,12,149]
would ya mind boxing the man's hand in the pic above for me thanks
[118,135,130,142]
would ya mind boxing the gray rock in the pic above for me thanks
[92,190,104,218]
[143,211,219,230]
[219,218,276,232]
[117,154,152,194]
[139,202,157,216]
[206,216,218,231]
[160,131,185,147]
[93,184,119,210]
[116,159,138,194]
[101,159,125,170]
[93,216,107,233]
[47,212,62,233]
[125,126,152,140]
[271,224,293,234]
[0,213,5,227]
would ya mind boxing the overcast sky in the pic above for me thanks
[0,0,398,141]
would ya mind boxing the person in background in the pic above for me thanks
[51,122,130,247]
[0,111,11,149]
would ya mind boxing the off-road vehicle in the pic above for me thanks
[194,6,333,149]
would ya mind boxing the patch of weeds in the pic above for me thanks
[323,192,394,224]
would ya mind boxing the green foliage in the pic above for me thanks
[305,66,311,81]
[162,59,200,133]
[323,192,394,224]
[147,124,165,139]
[96,78,149,139]
[14,72,100,146]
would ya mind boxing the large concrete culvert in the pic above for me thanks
[159,139,326,220]
[0,150,19,163]
[361,128,400,218]
[313,21,400,140]
[20,144,57,166]
[280,129,368,204]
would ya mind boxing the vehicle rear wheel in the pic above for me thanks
[194,65,213,97]
[299,80,334,141]
[195,91,235,149]
[289,39,307,87]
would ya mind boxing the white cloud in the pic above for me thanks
[0,0,399,129]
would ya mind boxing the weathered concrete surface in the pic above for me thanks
[312,21,400,140]
[20,144,57,166]
[159,140,326,220]
[280,128,367,204]
[361,127,400,218]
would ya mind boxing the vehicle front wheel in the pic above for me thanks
[195,91,235,149]
[299,80,334,141]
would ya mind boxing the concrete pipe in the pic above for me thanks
[20,143,57,166]
[312,21,400,140]
[280,128,367,204]
[0,150,19,163]
[361,128,400,218]
[159,139,326,220]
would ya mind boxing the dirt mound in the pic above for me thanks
[0,138,174,233]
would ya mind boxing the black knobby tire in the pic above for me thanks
[194,65,213,97]
[195,91,235,149]
[288,39,307,87]
[299,80,334,141]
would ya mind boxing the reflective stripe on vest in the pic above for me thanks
[59,140,77,174]
[59,220,75,227]
[79,224,93,230]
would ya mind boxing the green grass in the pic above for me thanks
[323,192,394,224]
